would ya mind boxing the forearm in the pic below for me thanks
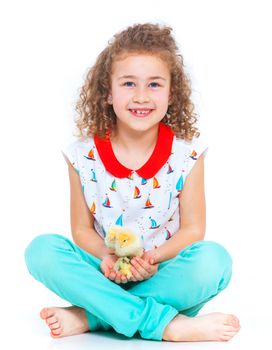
[72,227,114,260]
[155,228,205,263]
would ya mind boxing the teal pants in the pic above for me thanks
[24,233,232,341]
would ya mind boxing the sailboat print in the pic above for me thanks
[127,172,134,180]
[102,194,112,208]
[176,175,184,192]
[90,202,96,215]
[84,147,96,160]
[165,228,172,240]
[153,177,161,189]
[168,214,174,222]
[115,213,123,226]
[133,186,141,199]
[90,169,97,182]
[149,216,160,229]
[167,162,174,174]
[143,195,154,209]
[110,179,117,191]
[141,178,147,185]
[168,192,172,209]
[190,150,197,160]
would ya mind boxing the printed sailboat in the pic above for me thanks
[90,202,96,215]
[143,195,154,209]
[91,169,97,182]
[133,186,141,199]
[149,216,160,229]
[84,148,96,160]
[110,179,117,191]
[176,175,184,192]
[102,194,112,208]
[153,177,161,189]
[167,162,174,174]
[165,228,172,240]
[190,150,197,160]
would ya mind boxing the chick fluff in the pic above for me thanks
[105,226,144,278]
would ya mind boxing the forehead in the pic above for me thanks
[111,54,170,78]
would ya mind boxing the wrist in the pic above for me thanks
[152,247,164,264]
[100,246,115,260]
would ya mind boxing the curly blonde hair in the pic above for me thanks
[74,23,200,141]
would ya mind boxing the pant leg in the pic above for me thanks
[127,240,233,317]
[24,233,178,341]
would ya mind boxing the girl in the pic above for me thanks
[25,23,241,342]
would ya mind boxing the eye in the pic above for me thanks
[122,81,161,88]
[149,82,161,88]
[123,81,135,87]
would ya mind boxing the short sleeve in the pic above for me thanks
[61,141,80,174]
[183,135,208,183]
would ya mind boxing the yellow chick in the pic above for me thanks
[105,226,144,278]
[104,226,119,249]
[115,257,132,278]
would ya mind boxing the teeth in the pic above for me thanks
[131,109,151,114]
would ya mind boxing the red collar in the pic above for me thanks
[94,122,174,179]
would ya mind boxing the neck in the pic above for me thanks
[110,122,160,154]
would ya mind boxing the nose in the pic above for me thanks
[132,95,151,103]
[132,88,150,103]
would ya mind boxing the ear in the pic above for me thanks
[107,94,113,104]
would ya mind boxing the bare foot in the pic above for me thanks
[163,312,241,342]
[40,306,90,338]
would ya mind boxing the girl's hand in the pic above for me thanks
[100,254,130,284]
[129,249,160,282]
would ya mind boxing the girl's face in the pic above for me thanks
[109,54,171,134]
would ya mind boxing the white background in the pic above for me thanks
[1,0,271,348]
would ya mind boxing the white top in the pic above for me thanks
[62,123,208,251]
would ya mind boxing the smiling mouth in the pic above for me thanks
[129,109,154,117]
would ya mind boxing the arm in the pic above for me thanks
[65,157,114,260]
[155,153,206,263]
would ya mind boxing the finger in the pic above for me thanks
[129,275,137,282]
[120,275,128,283]
[114,272,121,284]
[108,271,116,280]
[130,265,144,281]
[131,259,149,278]
[134,257,153,273]
[104,266,111,278]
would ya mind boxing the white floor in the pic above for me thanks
[3,258,271,350]
[7,303,271,350]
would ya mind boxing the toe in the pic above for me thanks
[225,314,240,328]
[46,316,57,325]
[50,332,61,338]
[220,334,233,341]
[51,328,62,337]
[49,321,60,330]
[40,307,54,320]
[40,308,49,319]
[221,330,239,341]
[223,325,239,333]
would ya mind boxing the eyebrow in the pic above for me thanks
[117,75,166,81]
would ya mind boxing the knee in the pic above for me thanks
[201,241,232,288]
[24,233,69,277]
[181,240,233,289]
[198,241,232,269]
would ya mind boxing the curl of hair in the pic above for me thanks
[74,23,200,141]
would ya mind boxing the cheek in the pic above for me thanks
[112,96,128,111]
[112,89,131,108]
